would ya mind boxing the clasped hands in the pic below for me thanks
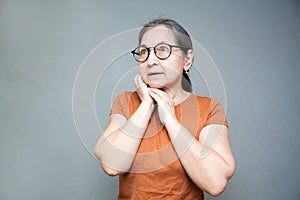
[134,75,177,126]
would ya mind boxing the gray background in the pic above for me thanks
[1,0,299,199]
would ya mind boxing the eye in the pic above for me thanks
[157,45,170,53]
[138,47,148,55]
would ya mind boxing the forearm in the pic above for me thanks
[94,101,153,174]
[165,121,234,196]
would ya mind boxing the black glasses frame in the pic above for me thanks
[131,43,188,62]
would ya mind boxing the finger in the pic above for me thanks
[134,74,143,87]
[148,88,165,95]
[148,89,165,103]
[138,75,147,88]
[149,89,175,107]
[135,76,145,91]
[134,74,138,86]
[148,88,170,100]
[148,89,158,100]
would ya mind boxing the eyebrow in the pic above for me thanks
[140,41,173,47]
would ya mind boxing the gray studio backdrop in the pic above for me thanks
[1,0,299,200]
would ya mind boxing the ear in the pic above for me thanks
[183,49,194,72]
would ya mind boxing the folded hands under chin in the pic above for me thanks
[148,88,177,125]
[134,74,177,125]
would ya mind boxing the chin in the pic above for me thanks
[148,82,164,89]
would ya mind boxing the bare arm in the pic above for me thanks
[165,122,235,196]
[94,101,152,175]
[94,75,154,176]
[148,88,235,196]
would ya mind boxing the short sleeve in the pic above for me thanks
[110,94,123,116]
[205,99,228,128]
[109,92,133,118]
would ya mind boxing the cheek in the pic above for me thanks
[166,60,184,76]
[166,67,182,80]
[138,67,148,82]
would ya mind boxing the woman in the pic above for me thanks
[94,18,235,199]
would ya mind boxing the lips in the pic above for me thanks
[147,72,164,76]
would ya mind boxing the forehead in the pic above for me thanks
[140,25,177,46]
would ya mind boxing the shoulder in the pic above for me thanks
[193,95,228,127]
[115,91,137,101]
[110,91,139,118]
[192,94,226,116]
[193,94,220,106]
[113,91,140,107]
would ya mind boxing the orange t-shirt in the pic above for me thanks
[110,91,228,200]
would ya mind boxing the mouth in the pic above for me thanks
[147,72,164,76]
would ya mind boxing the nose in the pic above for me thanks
[146,48,159,66]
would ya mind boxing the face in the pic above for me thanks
[137,25,192,90]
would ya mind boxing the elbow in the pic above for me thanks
[205,178,228,197]
[94,149,128,176]
[101,164,129,176]
[101,163,128,176]
[94,145,133,176]
[101,164,122,176]
[94,148,120,176]
[206,163,236,197]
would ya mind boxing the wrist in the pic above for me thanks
[139,100,154,115]
[140,98,153,107]
[164,116,180,131]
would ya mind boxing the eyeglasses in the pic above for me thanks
[131,43,187,62]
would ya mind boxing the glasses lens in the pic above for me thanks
[155,44,171,59]
[133,47,148,62]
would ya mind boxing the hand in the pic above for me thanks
[134,74,153,104]
[148,88,177,125]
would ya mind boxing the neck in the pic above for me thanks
[163,87,190,105]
